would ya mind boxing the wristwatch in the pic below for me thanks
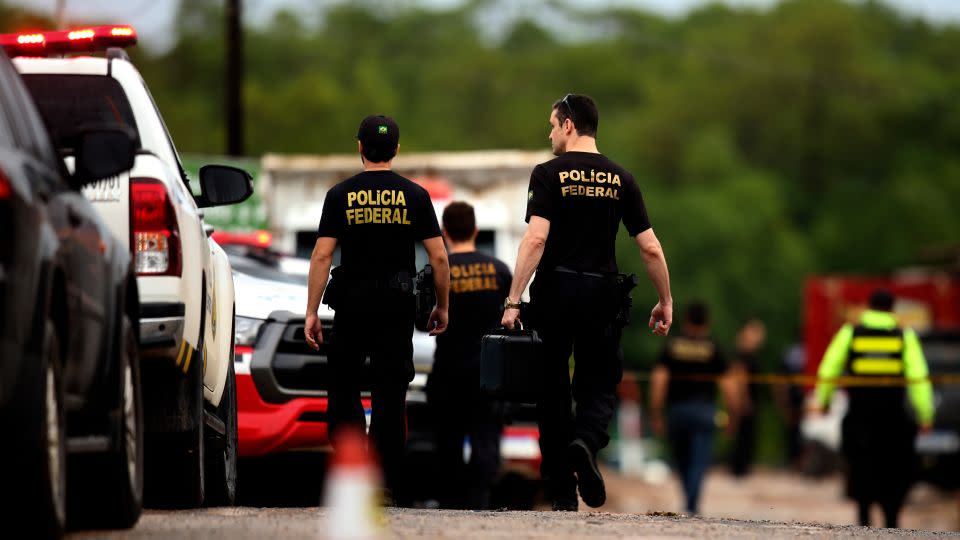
[503,298,521,310]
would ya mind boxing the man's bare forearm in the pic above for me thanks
[429,251,450,310]
[508,237,544,301]
[636,230,672,303]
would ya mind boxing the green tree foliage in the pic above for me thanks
[3,0,958,379]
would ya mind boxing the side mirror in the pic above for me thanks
[197,165,253,208]
[73,127,136,186]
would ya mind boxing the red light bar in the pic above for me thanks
[0,25,137,57]
[17,33,45,45]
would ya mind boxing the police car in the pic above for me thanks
[8,26,252,507]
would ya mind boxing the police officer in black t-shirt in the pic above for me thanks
[305,115,450,502]
[427,201,512,510]
[501,94,673,511]
[648,302,738,514]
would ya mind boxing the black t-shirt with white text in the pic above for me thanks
[525,151,651,274]
[317,170,441,277]
[435,251,512,355]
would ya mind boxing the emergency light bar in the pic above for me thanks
[0,25,137,57]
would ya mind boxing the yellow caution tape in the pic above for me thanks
[628,371,960,387]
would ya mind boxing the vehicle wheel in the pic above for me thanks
[5,320,67,538]
[205,357,238,506]
[67,316,144,529]
[144,347,205,508]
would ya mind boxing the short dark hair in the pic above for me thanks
[442,201,476,242]
[357,114,399,163]
[868,289,895,312]
[685,301,710,326]
[552,94,599,137]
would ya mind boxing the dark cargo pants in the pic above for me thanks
[528,271,622,503]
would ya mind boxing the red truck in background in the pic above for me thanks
[804,274,960,375]
[802,273,960,488]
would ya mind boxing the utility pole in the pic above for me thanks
[55,0,66,29]
[225,0,244,156]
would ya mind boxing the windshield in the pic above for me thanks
[21,74,139,152]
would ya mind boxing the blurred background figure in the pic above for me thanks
[649,302,739,514]
[775,330,807,471]
[427,201,511,510]
[728,319,766,478]
[616,373,645,476]
[811,289,934,528]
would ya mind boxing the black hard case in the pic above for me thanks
[480,328,542,404]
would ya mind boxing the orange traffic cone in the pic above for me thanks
[321,428,385,540]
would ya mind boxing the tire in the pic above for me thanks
[67,316,144,529]
[205,357,238,506]
[143,346,205,508]
[5,320,67,539]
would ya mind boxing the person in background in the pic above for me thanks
[649,302,739,514]
[427,201,512,509]
[775,331,806,470]
[811,289,933,528]
[728,319,766,478]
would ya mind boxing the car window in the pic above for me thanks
[21,74,139,154]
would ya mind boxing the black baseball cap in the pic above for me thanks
[357,115,399,149]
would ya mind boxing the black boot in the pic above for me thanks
[567,438,606,508]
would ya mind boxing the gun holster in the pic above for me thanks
[414,264,436,332]
[615,273,639,328]
[321,266,345,310]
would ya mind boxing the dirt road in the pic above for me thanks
[69,467,959,538]
[71,506,957,539]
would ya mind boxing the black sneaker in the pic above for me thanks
[567,438,605,508]
[551,498,579,512]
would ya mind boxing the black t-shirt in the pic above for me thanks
[658,334,727,404]
[525,151,651,274]
[316,170,441,276]
[436,251,512,354]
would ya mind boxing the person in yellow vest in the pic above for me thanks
[812,289,934,528]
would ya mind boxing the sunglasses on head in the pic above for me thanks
[560,93,576,125]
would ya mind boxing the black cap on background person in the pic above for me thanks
[357,114,400,163]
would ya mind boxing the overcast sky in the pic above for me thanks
[7,0,960,52]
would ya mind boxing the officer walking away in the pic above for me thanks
[648,302,739,515]
[501,93,673,511]
[305,115,450,503]
[811,289,933,528]
[427,201,512,510]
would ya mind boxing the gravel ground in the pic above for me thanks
[68,466,960,539]
[71,507,959,539]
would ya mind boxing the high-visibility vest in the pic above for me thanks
[846,325,905,376]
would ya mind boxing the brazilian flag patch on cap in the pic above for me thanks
[378,125,388,134]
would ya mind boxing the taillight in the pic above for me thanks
[0,168,10,199]
[130,178,181,276]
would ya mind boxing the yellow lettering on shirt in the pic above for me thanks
[450,262,500,294]
[344,189,411,226]
[669,338,715,363]
[557,170,623,200]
